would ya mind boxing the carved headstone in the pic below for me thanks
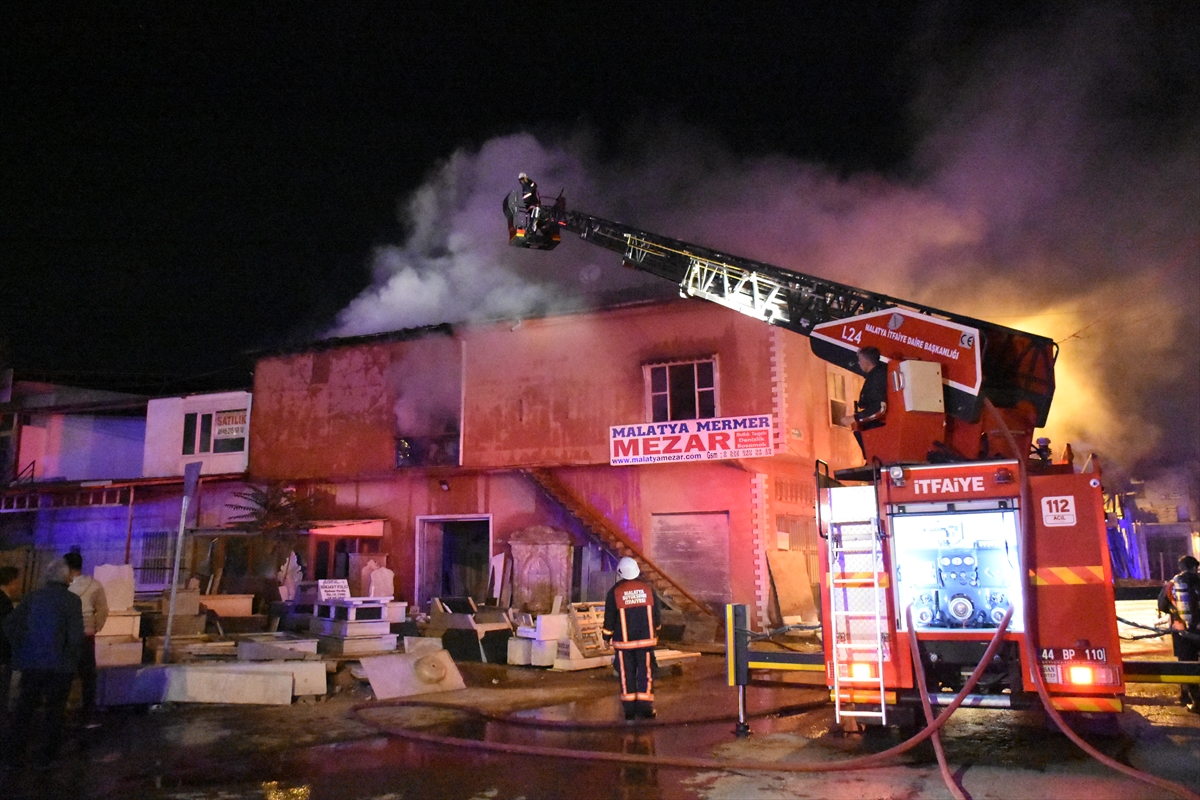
[368,566,395,599]
[508,526,573,613]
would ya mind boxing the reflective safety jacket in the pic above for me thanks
[603,578,660,650]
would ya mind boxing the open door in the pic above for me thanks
[416,516,492,611]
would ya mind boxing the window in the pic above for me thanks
[828,369,851,427]
[647,359,716,422]
[137,531,174,589]
[183,408,247,455]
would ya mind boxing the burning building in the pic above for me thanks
[248,297,864,628]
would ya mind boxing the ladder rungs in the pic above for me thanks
[839,710,886,718]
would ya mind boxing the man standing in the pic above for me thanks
[840,346,888,459]
[64,552,107,726]
[1169,555,1200,712]
[0,566,19,714]
[603,557,661,721]
[2,559,84,764]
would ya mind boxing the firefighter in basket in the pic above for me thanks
[603,557,662,721]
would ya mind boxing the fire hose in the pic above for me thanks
[982,399,1200,800]
[351,405,1198,799]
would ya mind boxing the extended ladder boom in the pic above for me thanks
[509,187,1056,427]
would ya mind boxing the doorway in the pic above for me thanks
[416,516,492,610]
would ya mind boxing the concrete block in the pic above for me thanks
[317,634,398,656]
[308,617,391,638]
[531,639,557,667]
[359,650,465,700]
[534,614,569,641]
[145,612,207,637]
[95,637,144,667]
[507,636,532,665]
[97,666,170,707]
[404,636,443,655]
[237,641,310,661]
[165,666,293,705]
[97,610,141,638]
[387,602,407,623]
[94,564,135,611]
[162,587,201,616]
[200,594,255,617]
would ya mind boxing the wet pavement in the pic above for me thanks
[1,653,1198,799]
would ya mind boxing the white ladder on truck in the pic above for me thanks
[828,516,888,725]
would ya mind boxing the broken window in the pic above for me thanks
[828,368,851,427]
[646,358,717,422]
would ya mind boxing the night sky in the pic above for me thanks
[2,3,1197,468]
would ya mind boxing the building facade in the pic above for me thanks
[249,299,863,627]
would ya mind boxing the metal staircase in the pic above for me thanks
[523,468,716,620]
[828,513,889,725]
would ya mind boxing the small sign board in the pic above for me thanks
[317,579,351,601]
[1040,495,1077,527]
[812,307,982,395]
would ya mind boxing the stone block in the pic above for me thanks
[309,617,391,638]
[359,650,465,700]
[145,612,207,637]
[507,636,532,665]
[162,587,201,616]
[317,634,398,656]
[531,639,557,667]
[97,610,141,638]
[165,666,293,705]
[387,602,407,623]
[94,564,135,611]
[200,594,255,617]
[533,614,568,640]
[95,637,144,667]
[404,636,444,655]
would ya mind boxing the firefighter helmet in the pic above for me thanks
[617,557,640,580]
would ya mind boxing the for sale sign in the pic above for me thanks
[610,414,774,466]
[811,308,982,395]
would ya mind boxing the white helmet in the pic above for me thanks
[617,557,640,580]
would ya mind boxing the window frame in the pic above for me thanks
[643,356,719,423]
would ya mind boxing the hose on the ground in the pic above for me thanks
[352,607,1016,781]
[982,398,1200,800]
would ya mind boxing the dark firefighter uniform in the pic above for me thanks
[603,577,661,720]
[1170,561,1200,710]
[853,361,888,456]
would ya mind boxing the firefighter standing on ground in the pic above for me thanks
[1168,555,1200,712]
[603,557,661,721]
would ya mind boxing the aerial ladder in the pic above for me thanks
[503,177,1200,734]
[505,182,1057,470]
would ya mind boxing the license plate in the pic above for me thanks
[1040,647,1106,662]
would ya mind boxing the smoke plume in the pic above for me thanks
[334,4,1198,471]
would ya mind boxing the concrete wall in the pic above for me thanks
[19,414,146,482]
[143,392,252,477]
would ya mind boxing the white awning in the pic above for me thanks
[304,519,386,538]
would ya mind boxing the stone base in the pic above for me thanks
[316,634,398,656]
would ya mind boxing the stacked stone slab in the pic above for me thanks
[309,597,398,655]
[93,564,144,667]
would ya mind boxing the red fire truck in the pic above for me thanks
[504,180,1125,728]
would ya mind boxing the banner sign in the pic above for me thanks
[811,308,982,395]
[214,409,248,441]
[610,414,774,466]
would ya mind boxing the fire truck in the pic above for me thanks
[504,180,1126,728]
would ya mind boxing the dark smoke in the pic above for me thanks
[334,3,1198,472]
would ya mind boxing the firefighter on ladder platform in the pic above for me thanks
[603,557,662,721]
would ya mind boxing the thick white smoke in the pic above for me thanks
[333,6,1198,471]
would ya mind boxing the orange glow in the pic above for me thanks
[1068,665,1094,685]
[850,662,874,681]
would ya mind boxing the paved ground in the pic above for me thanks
[1,649,1198,800]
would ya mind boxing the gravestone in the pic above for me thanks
[508,526,573,613]
[94,564,135,611]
